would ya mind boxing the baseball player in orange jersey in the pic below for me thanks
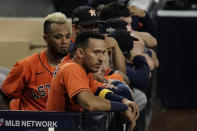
[46,31,138,130]
[0,12,71,111]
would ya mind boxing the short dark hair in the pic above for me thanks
[99,2,130,20]
[73,31,105,54]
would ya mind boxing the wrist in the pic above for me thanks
[110,101,128,112]
[122,98,128,104]
[139,12,146,18]
[105,92,124,102]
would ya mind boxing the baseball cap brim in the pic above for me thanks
[78,19,103,25]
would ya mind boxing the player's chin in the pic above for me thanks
[58,51,68,57]
[90,68,100,73]
[61,48,69,53]
[61,48,68,53]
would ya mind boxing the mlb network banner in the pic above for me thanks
[0,118,58,128]
[0,111,82,129]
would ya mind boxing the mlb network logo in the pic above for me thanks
[0,118,4,126]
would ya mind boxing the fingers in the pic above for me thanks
[102,83,117,89]
[126,101,139,120]
[124,107,137,131]
[130,120,136,131]
[134,104,139,120]
[135,110,139,120]
[124,108,136,129]
[142,54,155,70]
[133,104,139,120]
[129,121,135,131]
[128,109,136,130]
[104,37,117,48]
[130,101,138,114]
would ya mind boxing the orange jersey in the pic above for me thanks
[1,50,56,111]
[46,60,96,112]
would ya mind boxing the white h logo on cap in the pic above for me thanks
[88,9,96,16]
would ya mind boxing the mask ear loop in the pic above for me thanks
[98,22,107,34]
[123,51,131,60]
[76,25,83,32]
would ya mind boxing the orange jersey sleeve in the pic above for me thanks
[47,62,91,112]
[1,51,55,111]
[1,61,26,98]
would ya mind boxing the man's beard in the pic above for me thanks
[49,46,68,58]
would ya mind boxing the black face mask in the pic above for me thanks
[123,51,131,60]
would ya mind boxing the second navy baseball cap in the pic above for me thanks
[108,29,138,52]
[72,6,101,25]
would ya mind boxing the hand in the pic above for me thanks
[141,53,155,71]
[132,31,158,47]
[124,107,136,131]
[102,82,117,89]
[107,79,120,84]
[133,40,145,53]
[129,39,145,61]
[122,99,139,120]
[128,5,146,18]
[149,49,159,68]
[104,37,118,49]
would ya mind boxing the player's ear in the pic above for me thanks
[43,34,48,43]
[76,48,83,58]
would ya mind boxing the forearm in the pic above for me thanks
[112,45,126,74]
[77,91,111,111]
[80,94,128,112]
[133,31,157,47]
[95,87,125,102]
[133,55,150,70]
[127,68,150,89]
[78,90,130,112]
[126,57,150,89]
[100,92,130,112]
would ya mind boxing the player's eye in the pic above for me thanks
[94,50,100,54]
[55,35,62,39]
[66,34,71,39]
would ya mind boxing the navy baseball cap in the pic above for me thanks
[72,6,102,25]
[108,29,138,52]
[99,18,128,34]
